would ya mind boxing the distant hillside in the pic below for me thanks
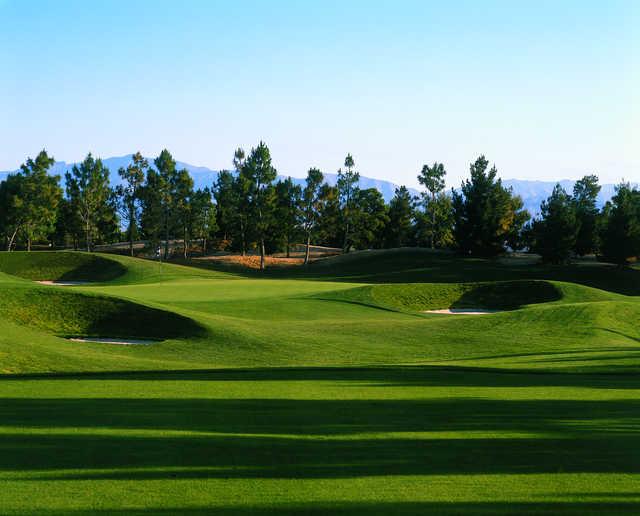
[1,154,635,212]
[0,154,417,203]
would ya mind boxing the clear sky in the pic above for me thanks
[1,0,637,187]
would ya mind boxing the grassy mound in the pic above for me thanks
[320,280,566,313]
[301,248,640,295]
[0,251,125,282]
[0,285,206,340]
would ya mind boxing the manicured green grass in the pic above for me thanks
[0,249,639,514]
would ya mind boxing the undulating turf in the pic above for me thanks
[0,249,639,514]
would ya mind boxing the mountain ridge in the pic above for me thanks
[1,154,636,216]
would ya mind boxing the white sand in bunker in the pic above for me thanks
[37,280,91,286]
[423,308,502,315]
[68,337,160,346]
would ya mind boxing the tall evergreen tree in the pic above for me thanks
[172,168,194,259]
[351,188,389,249]
[337,154,360,252]
[242,142,277,270]
[0,173,26,251]
[274,177,302,257]
[190,187,217,253]
[599,183,640,265]
[10,151,62,251]
[116,152,148,256]
[414,192,454,249]
[531,184,578,264]
[301,168,324,264]
[65,153,112,252]
[140,168,164,251]
[572,174,601,256]
[316,184,341,249]
[452,155,529,256]
[385,186,414,248]
[153,149,178,259]
[418,162,446,249]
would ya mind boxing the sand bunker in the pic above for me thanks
[37,280,91,286]
[68,337,159,346]
[423,308,501,315]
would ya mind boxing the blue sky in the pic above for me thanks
[1,0,637,187]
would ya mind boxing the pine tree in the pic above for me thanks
[13,151,62,251]
[301,168,324,264]
[452,155,529,256]
[242,142,277,270]
[65,153,112,252]
[532,184,578,264]
[337,154,360,252]
[385,186,414,248]
[274,177,302,257]
[116,152,148,256]
[418,162,446,249]
[572,175,601,256]
[599,183,640,265]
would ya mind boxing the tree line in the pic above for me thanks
[1,142,638,268]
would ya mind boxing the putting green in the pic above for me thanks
[0,250,638,514]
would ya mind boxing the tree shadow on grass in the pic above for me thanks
[4,365,640,389]
[33,501,640,515]
[0,396,638,479]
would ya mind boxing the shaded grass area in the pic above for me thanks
[0,285,205,340]
[0,367,638,514]
[317,280,564,313]
[0,251,125,282]
[249,248,640,296]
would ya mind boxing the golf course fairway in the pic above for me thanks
[0,249,638,514]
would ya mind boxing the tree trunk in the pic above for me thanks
[260,238,266,271]
[7,226,20,251]
[241,222,246,257]
[86,218,91,252]
[202,237,207,256]
[343,221,350,254]
[304,233,311,265]
[129,205,135,257]
[27,238,32,252]
[430,192,436,249]
[286,235,290,258]
[164,214,169,260]
[183,226,188,259]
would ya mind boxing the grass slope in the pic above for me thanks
[0,249,639,513]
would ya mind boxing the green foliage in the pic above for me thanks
[316,183,342,248]
[301,168,325,263]
[351,188,389,249]
[572,175,601,256]
[599,183,640,265]
[414,191,454,249]
[385,186,415,248]
[0,151,62,250]
[65,153,115,251]
[532,184,578,264]
[241,142,278,268]
[452,155,529,256]
[273,177,302,256]
[116,152,148,256]
[337,154,360,252]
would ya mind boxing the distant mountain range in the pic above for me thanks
[1,154,636,216]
